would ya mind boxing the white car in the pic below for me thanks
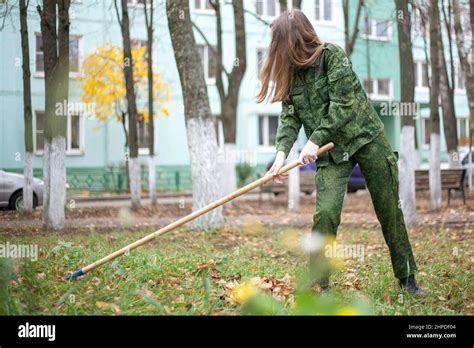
[0,170,44,210]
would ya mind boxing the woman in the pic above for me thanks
[259,10,424,295]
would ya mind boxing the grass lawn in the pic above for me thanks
[0,222,472,315]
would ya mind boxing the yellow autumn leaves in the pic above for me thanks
[80,43,171,123]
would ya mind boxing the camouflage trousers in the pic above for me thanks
[311,132,418,282]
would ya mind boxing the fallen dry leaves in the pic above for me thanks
[95,301,120,314]
[220,273,295,304]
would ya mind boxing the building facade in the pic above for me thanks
[0,0,470,193]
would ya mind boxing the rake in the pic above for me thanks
[64,142,334,280]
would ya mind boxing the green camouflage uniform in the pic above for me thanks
[275,43,417,280]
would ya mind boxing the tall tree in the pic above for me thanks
[438,0,459,167]
[19,0,33,213]
[342,0,363,56]
[211,0,247,197]
[452,0,474,129]
[37,0,70,230]
[395,0,417,224]
[453,0,474,189]
[167,0,224,229]
[115,0,141,210]
[429,0,442,211]
[277,1,301,211]
[144,0,157,205]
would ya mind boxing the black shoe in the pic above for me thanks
[398,275,426,297]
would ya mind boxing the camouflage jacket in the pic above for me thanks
[275,43,384,166]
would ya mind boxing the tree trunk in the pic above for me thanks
[452,0,474,126]
[118,0,141,210]
[429,0,442,211]
[293,0,302,9]
[212,0,247,198]
[20,0,33,214]
[167,0,223,229]
[279,0,287,13]
[438,31,459,167]
[38,0,69,230]
[144,0,157,205]
[395,0,417,224]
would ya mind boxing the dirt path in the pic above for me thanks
[1,190,472,236]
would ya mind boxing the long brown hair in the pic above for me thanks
[256,9,325,103]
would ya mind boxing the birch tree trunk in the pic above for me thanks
[117,0,141,210]
[395,0,417,225]
[38,0,70,230]
[167,0,223,229]
[20,0,34,213]
[429,0,442,211]
[144,0,157,205]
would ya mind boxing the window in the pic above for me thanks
[35,35,44,73]
[194,0,213,11]
[415,61,429,89]
[361,18,391,41]
[35,111,84,154]
[35,111,44,152]
[256,0,279,18]
[363,78,392,100]
[457,118,469,143]
[455,64,465,91]
[127,0,150,6]
[315,0,332,22]
[197,45,217,82]
[258,115,278,147]
[137,114,149,150]
[421,118,430,146]
[35,34,82,76]
[257,48,266,80]
[69,36,80,73]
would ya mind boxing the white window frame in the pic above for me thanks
[197,44,216,85]
[364,78,393,101]
[194,0,215,14]
[256,0,280,20]
[315,0,334,25]
[415,60,429,91]
[360,18,392,41]
[34,111,85,156]
[34,33,83,78]
[258,114,278,152]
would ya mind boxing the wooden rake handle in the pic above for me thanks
[64,142,334,279]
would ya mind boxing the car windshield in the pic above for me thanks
[462,152,474,165]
